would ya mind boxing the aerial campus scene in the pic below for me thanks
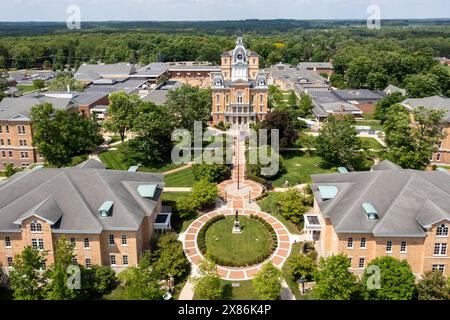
[0,0,449,312]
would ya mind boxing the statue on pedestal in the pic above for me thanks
[232,209,242,234]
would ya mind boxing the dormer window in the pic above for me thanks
[436,224,448,237]
[30,221,43,232]
[137,184,158,199]
[99,201,114,217]
[362,202,378,220]
[318,186,338,200]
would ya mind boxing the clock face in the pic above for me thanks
[237,53,243,60]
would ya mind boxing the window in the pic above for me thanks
[358,258,366,269]
[70,237,76,246]
[436,153,441,161]
[434,243,447,256]
[0,126,2,133]
[7,257,13,267]
[17,125,25,134]
[121,235,127,246]
[5,236,11,248]
[84,238,90,248]
[109,234,115,246]
[260,94,264,103]
[30,221,42,232]
[85,259,91,269]
[32,239,44,251]
[40,261,46,271]
[8,151,12,158]
[348,257,352,266]
[123,255,128,265]
[0,139,3,145]
[110,255,116,265]
[7,139,11,145]
[1,151,5,158]
[71,258,77,265]
[347,237,354,248]
[386,241,393,253]
[400,241,407,253]
[216,94,220,103]
[20,152,28,159]
[236,92,243,104]
[436,224,448,237]
[360,238,367,248]
[260,105,263,112]
[5,126,9,133]
[432,264,445,273]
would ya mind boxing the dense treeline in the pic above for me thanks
[1,24,450,72]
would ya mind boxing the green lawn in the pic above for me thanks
[109,136,122,144]
[163,167,194,187]
[98,149,184,173]
[205,216,272,266]
[271,151,333,187]
[17,84,39,94]
[354,120,383,131]
[359,137,383,150]
[194,280,260,300]
[257,192,302,234]
[162,192,196,233]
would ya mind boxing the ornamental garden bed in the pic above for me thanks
[197,214,278,267]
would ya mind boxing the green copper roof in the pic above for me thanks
[137,184,157,198]
[318,186,338,200]
[128,166,139,172]
[338,167,349,173]
[99,201,113,217]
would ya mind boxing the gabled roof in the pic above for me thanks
[0,167,163,233]
[311,169,450,237]
[372,160,402,171]
[402,96,450,122]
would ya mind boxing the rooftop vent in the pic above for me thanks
[318,186,338,200]
[362,202,378,220]
[137,184,158,199]
[99,201,113,217]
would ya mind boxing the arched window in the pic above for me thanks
[30,221,43,232]
[216,94,220,103]
[236,92,243,104]
[436,224,448,237]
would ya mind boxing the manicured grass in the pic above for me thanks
[194,280,260,300]
[359,137,383,150]
[354,120,383,131]
[163,167,194,187]
[102,285,128,300]
[257,192,302,234]
[205,216,272,266]
[17,84,39,94]
[162,192,196,233]
[271,151,333,187]
[98,149,184,173]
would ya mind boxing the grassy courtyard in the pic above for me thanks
[163,167,194,187]
[194,280,260,300]
[271,151,333,187]
[205,216,272,266]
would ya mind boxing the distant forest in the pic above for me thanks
[0,19,449,94]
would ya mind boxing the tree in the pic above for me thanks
[314,254,360,300]
[430,64,450,97]
[32,79,46,92]
[151,232,190,282]
[126,101,175,165]
[83,266,118,298]
[286,253,316,281]
[367,72,389,91]
[252,262,282,300]
[49,72,84,92]
[164,85,211,133]
[316,115,363,169]
[260,109,297,149]
[361,256,416,300]
[287,90,299,110]
[346,56,376,89]
[44,237,86,300]
[0,72,7,102]
[278,188,312,224]
[31,103,102,167]
[9,246,48,300]
[384,104,446,169]
[268,85,286,109]
[417,271,450,300]
[404,74,442,98]
[104,92,140,143]
[191,179,218,210]
[192,163,231,183]
[299,93,313,117]
[374,92,405,124]
[4,163,16,177]
[119,252,162,300]
[192,258,223,300]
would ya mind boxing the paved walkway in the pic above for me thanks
[163,163,193,175]
[182,208,292,281]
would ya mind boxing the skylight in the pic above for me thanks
[362,202,378,220]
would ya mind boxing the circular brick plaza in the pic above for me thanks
[218,179,263,209]
[182,208,293,281]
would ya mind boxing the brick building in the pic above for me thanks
[0,160,170,272]
[211,37,268,130]
[305,160,450,277]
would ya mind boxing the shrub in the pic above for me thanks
[192,163,231,183]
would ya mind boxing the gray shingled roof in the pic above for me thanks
[311,169,450,237]
[0,96,76,121]
[141,81,183,105]
[372,160,402,171]
[75,64,135,82]
[402,96,450,122]
[298,62,333,70]
[333,89,385,101]
[0,167,163,233]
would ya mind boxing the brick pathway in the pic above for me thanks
[182,208,292,281]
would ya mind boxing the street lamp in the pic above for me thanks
[299,276,306,294]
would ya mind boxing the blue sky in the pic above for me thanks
[1,0,449,21]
